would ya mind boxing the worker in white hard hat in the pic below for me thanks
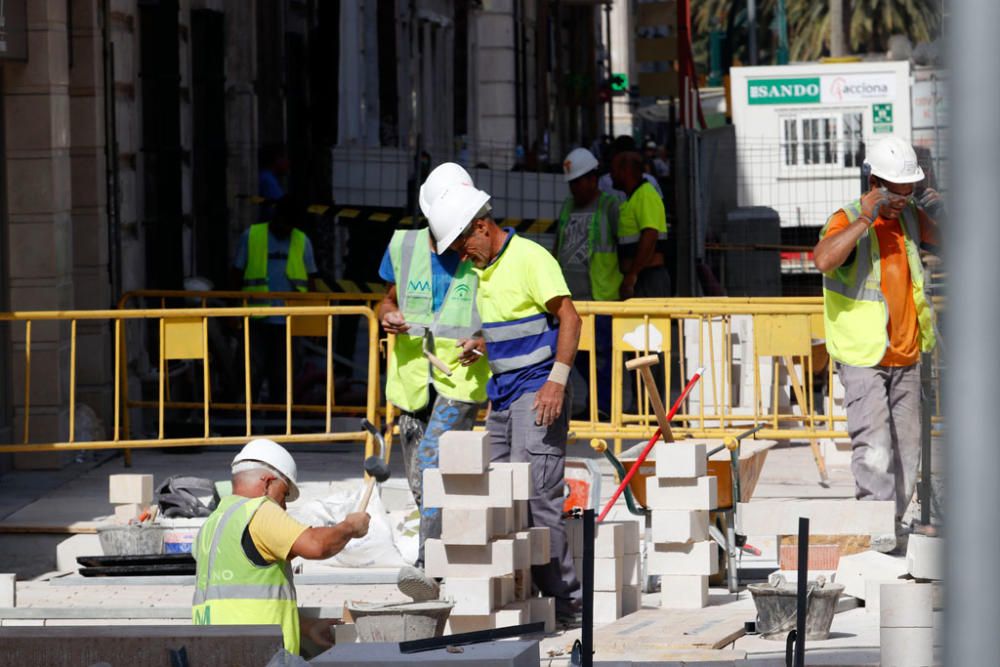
[556,147,622,416]
[813,136,940,544]
[193,439,371,656]
[426,182,583,624]
[376,162,490,582]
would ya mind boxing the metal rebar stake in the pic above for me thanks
[794,517,808,667]
[582,508,595,667]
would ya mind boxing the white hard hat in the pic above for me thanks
[562,148,600,182]
[419,162,473,217]
[865,136,925,184]
[426,183,491,255]
[232,439,300,501]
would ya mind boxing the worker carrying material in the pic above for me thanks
[192,439,370,655]
[377,163,490,577]
[556,147,622,416]
[426,180,583,623]
[813,135,940,529]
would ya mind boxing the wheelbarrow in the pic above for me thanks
[593,425,775,593]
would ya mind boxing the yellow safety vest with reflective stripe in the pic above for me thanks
[192,495,300,654]
[820,199,936,367]
[243,223,309,293]
[385,229,489,412]
[557,193,623,301]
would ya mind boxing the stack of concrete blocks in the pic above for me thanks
[646,442,718,609]
[880,583,934,666]
[566,519,642,623]
[108,474,154,524]
[422,431,555,634]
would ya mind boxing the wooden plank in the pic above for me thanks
[594,608,747,651]
[0,523,98,534]
[636,37,678,62]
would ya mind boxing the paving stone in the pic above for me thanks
[422,467,513,509]
[651,510,710,544]
[439,431,490,474]
[659,575,709,609]
[648,542,718,576]
[645,477,717,510]
[313,639,540,664]
[108,474,153,505]
[654,442,707,478]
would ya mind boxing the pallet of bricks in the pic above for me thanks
[566,515,643,624]
[422,431,556,633]
[647,441,719,608]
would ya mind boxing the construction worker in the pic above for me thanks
[813,136,939,535]
[556,147,622,416]
[231,196,319,404]
[377,163,490,590]
[258,144,289,222]
[426,182,583,623]
[611,151,671,298]
[598,135,664,201]
[193,439,370,655]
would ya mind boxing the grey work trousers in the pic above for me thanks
[838,362,922,518]
[487,388,581,615]
[397,390,481,567]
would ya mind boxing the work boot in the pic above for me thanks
[397,565,440,602]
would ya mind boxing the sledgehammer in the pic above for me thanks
[625,354,674,443]
[357,419,391,512]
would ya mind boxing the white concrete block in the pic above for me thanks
[607,519,641,554]
[513,500,529,530]
[654,442,707,478]
[56,533,103,571]
[622,584,643,616]
[865,579,913,615]
[0,573,15,607]
[446,615,494,634]
[660,575,709,609]
[624,553,641,586]
[424,539,516,578]
[108,474,153,505]
[441,508,493,545]
[880,626,934,667]
[651,510,710,544]
[333,623,357,644]
[835,551,907,600]
[441,577,496,615]
[736,500,895,536]
[439,431,490,474]
[114,503,144,523]
[645,477,717,510]
[593,557,624,592]
[648,542,719,576]
[495,601,529,627]
[880,583,934,628]
[491,462,532,500]
[495,575,515,607]
[422,466,513,509]
[527,527,550,566]
[595,522,625,558]
[514,568,532,600]
[491,507,514,536]
[512,531,531,570]
[529,596,555,633]
[593,590,622,624]
[905,535,944,581]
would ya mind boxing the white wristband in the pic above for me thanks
[548,361,571,386]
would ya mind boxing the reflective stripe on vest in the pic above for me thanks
[242,224,309,294]
[192,495,300,654]
[557,193,623,301]
[481,312,558,374]
[821,199,936,367]
[385,229,488,411]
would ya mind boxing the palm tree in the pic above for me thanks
[692,0,942,65]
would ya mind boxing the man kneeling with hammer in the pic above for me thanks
[193,439,370,655]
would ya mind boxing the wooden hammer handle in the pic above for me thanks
[357,477,376,513]
[423,350,454,377]
[638,366,674,443]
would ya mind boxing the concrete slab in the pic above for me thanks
[736,500,895,536]
[312,639,540,665]
[834,551,907,600]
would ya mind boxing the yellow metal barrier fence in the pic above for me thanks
[0,304,381,457]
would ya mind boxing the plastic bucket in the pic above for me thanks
[748,581,845,640]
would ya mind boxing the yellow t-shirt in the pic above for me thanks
[618,181,668,258]
[248,499,309,563]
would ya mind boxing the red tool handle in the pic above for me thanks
[597,368,704,522]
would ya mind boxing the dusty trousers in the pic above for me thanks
[486,388,581,615]
[838,362,922,518]
[397,388,481,567]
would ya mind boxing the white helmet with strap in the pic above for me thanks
[419,163,473,217]
[865,136,925,184]
[426,183,491,255]
[232,438,300,501]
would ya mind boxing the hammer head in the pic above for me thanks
[363,455,391,482]
[625,354,660,371]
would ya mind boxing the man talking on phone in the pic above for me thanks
[813,136,940,548]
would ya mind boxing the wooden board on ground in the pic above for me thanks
[594,608,748,651]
